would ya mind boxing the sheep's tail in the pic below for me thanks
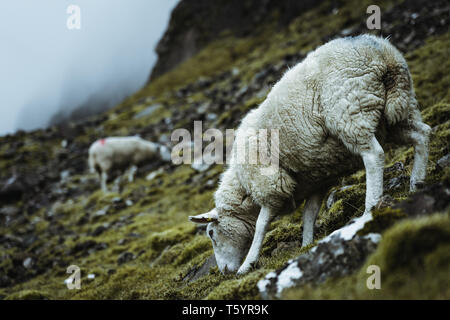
[380,43,415,125]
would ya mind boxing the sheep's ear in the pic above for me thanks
[189,209,218,223]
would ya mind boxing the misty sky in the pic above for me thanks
[0,0,179,136]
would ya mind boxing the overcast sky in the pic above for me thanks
[0,0,179,136]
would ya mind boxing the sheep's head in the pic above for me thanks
[189,208,253,273]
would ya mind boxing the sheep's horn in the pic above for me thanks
[189,209,218,223]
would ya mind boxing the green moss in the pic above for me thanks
[317,185,366,237]
[5,289,50,300]
[206,270,266,300]
[421,102,450,127]
[358,207,407,236]
[407,32,450,108]
[284,213,450,299]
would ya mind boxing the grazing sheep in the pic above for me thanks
[189,35,431,275]
[88,136,171,192]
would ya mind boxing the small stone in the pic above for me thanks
[23,257,34,269]
[437,154,450,169]
[94,206,109,217]
[117,252,135,265]
[146,168,164,181]
[133,104,162,119]
[87,274,95,279]
[386,175,408,190]
[60,170,70,181]
[91,225,107,237]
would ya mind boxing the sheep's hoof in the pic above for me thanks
[237,262,257,275]
[237,265,251,275]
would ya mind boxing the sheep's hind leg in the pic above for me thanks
[361,136,385,215]
[302,192,325,247]
[405,122,431,191]
[237,206,274,275]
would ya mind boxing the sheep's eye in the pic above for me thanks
[208,230,214,238]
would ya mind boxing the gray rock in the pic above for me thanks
[117,252,135,265]
[258,214,380,299]
[258,232,380,299]
[386,175,408,190]
[133,104,162,119]
[94,206,109,217]
[183,255,217,282]
[437,154,450,169]
[271,241,301,257]
[393,182,450,216]
[23,257,34,269]
[385,161,404,173]
[326,185,353,209]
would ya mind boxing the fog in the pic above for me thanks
[0,0,179,136]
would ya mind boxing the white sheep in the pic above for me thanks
[189,35,431,275]
[88,136,171,192]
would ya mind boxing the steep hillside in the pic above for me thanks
[0,0,449,299]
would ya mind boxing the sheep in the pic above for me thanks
[88,136,171,192]
[189,35,431,275]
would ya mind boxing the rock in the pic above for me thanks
[94,206,109,217]
[87,274,95,279]
[326,185,353,209]
[271,241,301,257]
[394,181,450,217]
[117,252,135,265]
[183,255,217,282]
[437,153,450,169]
[117,239,127,245]
[0,206,19,227]
[258,214,380,299]
[197,102,210,114]
[125,199,134,207]
[23,257,34,269]
[111,197,126,210]
[133,104,162,119]
[386,175,408,190]
[126,232,141,238]
[70,240,106,256]
[91,225,107,237]
[375,195,395,210]
[60,170,70,182]
[146,168,165,181]
[326,190,337,209]
[385,161,404,173]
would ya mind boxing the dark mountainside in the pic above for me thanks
[0,0,449,299]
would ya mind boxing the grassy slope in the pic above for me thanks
[0,0,449,299]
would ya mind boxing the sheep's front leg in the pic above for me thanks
[127,165,138,183]
[101,171,109,193]
[237,206,273,275]
[361,136,385,215]
[302,192,324,247]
